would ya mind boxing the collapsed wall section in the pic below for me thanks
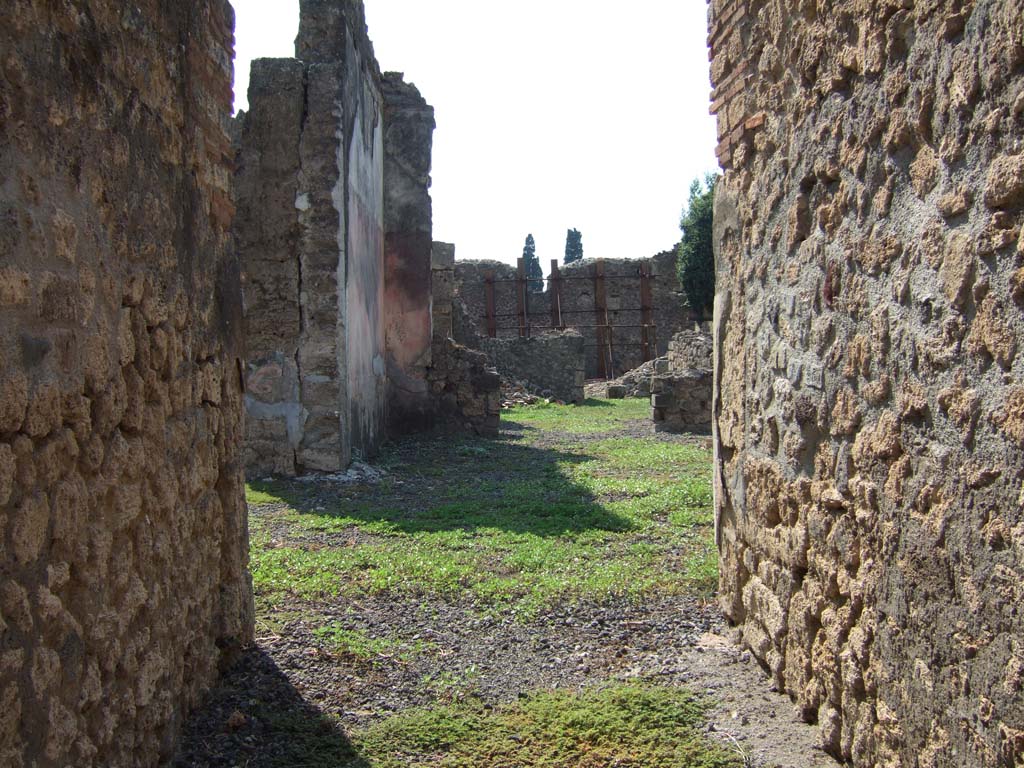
[428,243,502,435]
[0,1,253,764]
[710,0,1024,765]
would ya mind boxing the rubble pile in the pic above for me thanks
[583,356,669,399]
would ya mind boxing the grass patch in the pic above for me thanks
[355,682,741,768]
[246,484,289,505]
[508,397,651,433]
[248,398,718,618]
[312,624,436,665]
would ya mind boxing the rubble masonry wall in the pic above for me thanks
[480,333,587,404]
[710,0,1024,765]
[0,1,253,764]
[237,0,387,473]
[383,73,437,434]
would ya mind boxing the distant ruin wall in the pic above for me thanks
[238,0,387,473]
[454,252,694,378]
[710,1,1024,765]
[0,1,253,765]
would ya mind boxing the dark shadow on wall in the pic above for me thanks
[246,431,635,538]
[173,647,370,768]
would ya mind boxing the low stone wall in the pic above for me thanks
[710,0,1024,765]
[480,332,586,404]
[650,330,713,432]
[0,1,253,764]
[651,367,713,433]
[426,340,501,436]
[668,330,713,370]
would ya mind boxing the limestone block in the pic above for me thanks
[984,154,1024,209]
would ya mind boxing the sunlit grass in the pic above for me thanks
[355,682,741,768]
[247,398,717,618]
[509,397,651,433]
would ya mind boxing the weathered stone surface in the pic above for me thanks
[427,243,502,434]
[237,0,386,472]
[0,1,253,765]
[384,73,437,434]
[649,331,713,433]
[479,331,586,404]
[239,6,492,468]
[710,1,1024,765]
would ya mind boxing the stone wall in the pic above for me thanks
[480,332,587,404]
[0,1,253,765]
[432,242,458,342]
[383,73,436,434]
[428,242,501,433]
[668,329,713,370]
[454,252,694,378]
[425,340,502,437]
[238,0,387,473]
[650,330,714,433]
[710,1,1024,765]
[651,368,713,434]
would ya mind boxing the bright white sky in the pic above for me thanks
[232,1,719,271]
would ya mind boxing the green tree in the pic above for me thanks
[522,233,544,293]
[564,228,583,264]
[677,173,719,318]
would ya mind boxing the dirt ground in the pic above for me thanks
[175,401,838,768]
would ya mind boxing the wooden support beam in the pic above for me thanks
[640,260,655,362]
[593,259,612,378]
[550,259,564,330]
[484,270,497,338]
[516,258,528,338]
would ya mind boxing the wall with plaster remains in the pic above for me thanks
[710,0,1024,765]
[239,2,500,471]
[0,1,252,764]
[383,74,437,434]
[238,0,387,473]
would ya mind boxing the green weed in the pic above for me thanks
[247,398,719,618]
[355,682,741,768]
[312,624,435,664]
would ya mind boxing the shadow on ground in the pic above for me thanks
[247,433,636,538]
[174,647,369,768]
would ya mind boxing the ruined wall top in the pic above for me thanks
[296,0,380,72]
